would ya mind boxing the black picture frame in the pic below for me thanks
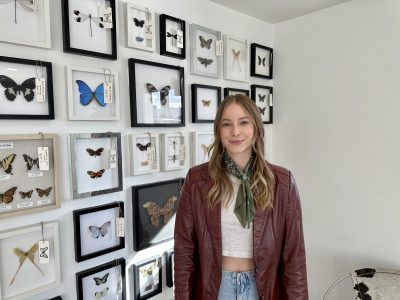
[191,84,221,123]
[250,43,273,79]
[132,178,183,251]
[224,87,249,98]
[159,14,186,59]
[76,258,126,300]
[165,249,174,288]
[132,256,162,300]
[0,55,54,119]
[128,58,185,127]
[48,297,62,300]
[61,0,117,60]
[251,84,273,124]
[73,201,125,262]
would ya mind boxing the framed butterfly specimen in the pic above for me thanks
[126,3,155,52]
[61,0,117,60]
[251,84,273,124]
[159,14,186,59]
[191,131,215,166]
[0,221,60,300]
[132,178,183,251]
[250,43,273,79]
[160,132,187,171]
[191,84,221,123]
[66,65,120,121]
[0,55,54,119]
[165,249,174,288]
[189,23,222,78]
[76,258,126,300]
[128,58,185,127]
[69,132,123,199]
[132,256,162,300]
[130,133,160,175]
[73,201,124,262]
[223,87,250,98]
[224,35,249,82]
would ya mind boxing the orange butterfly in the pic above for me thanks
[143,196,178,227]
[0,186,17,204]
[87,169,105,178]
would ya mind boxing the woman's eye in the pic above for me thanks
[240,121,249,125]
[222,123,231,127]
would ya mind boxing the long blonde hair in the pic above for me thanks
[207,94,275,210]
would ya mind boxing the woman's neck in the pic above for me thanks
[228,152,252,170]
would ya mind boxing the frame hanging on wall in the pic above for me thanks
[223,87,249,98]
[165,249,174,288]
[250,43,273,79]
[224,35,249,82]
[251,84,273,124]
[191,84,221,123]
[126,3,155,52]
[191,131,214,166]
[129,133,160,176]
[159,14,186,59]
[132,256,162,300]
[160,132,187,171]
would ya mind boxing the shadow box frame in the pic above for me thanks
[251,84,273,124]
[126,3,155,52]
[0,0,51,48]
[76,258,126,300]
[0,55,54,120]
[129,133,160,176]
[0,221,61,300]
[223,87,249,98]
[132,178,183,251]
[0,133,60,219]
[160,132,187,171]
[69,132,123,199]
[128,58,185,127]
[159,14,186,59]
[132,256,162,300]
[250,43,273,79]
[165,249,174,288]
[191,131,214,166]
[73,201,125,262]
[224,35,249,82]
[61,0,117,60]
[66,65,120,121]
[191,84,221,123]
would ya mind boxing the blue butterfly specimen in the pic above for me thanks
[75,80,105,107]
[89,221,111,239]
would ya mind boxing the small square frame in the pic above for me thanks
[159,14,186,59]
[224,35,249,82]
[76,258,126,300]
[73,201,125,262]
[251,84,273,124]
[160,132,187,171]
[191,131,214,166]
[223,87,249,98]
[128,58,185,127]
[250,43,273,79]
[62,0,117,60]
[191,84,221,123]
[129,133,160,176]
[165,249,174,288]
[126,3,155,52]
[132,256,162,300]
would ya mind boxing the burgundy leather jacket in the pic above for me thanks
[174,163,308,300]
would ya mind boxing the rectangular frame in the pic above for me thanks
[0,221,60,300]
[223,87,249,98]
[128,58,185,127]
[0,133,60,218]
[250,43,273,79]
[0,0,51,48]
[62,0,117,60]
[224,35,249,82]
[159,14,186,59]
[69,132,123,199]
[251,84,273,124]
[73,201,125,262]
[190,23,222,78]
[132,178,183,251]
[0,55,54,119]
[76,258,126,300]
[132,256,162,300]
[191,84,221,123]
[66,65,120,120]
[126,3,155,52]
[160,132,187,171]
[191,131,214,166]
[165,249,174,288]
[129,133,160,176]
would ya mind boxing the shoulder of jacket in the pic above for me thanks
[187,162,209,184]
[269,163,291,188]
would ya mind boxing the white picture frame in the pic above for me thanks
[224,35,249,82]
[126,3,155,52]
[191,132,214,166]
[129,133,160,176]
[161,132,187,171]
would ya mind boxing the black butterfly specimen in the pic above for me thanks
[73,10,105,37]
[258,94,266,102]
[137,142,151,151]
[199,35,212,49]
[143,196,178,227]
[0,154,16,175]
[133,17,144,27]
[0,75,36,102]
[258,56,266,66]
[23,154,39,171]
[36,187,52,197]
[166,32,177,39]
[0,186,17,204]
[19,190,33,199]
[258,106,267,115]
[197,57,213,67]
[86,147,104,157]
[202,99,211,107]
[93,273,109,285]
[146,83,170,105]
[87,169,105,179]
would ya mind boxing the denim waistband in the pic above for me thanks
[221,270,255,278]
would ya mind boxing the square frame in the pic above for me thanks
[251,84,273,124]
[191,84,221,123]
[0,0,51,48]
[132,178,183,251]
[0,55,54,119]
[69,132,123,199]
[159,14,186,59]
[128,58,185,127]
[223,87,249,98]
[66,65,120,121]
[250,43,273,79]
[191,132,214,166]
[76,258,126,300]
[125,3,155,52]
[62,0,117,60]
[165,249,174,288]
[224,35,249,82]
[132,256,162,300]
[129,133,160,176]
[0,221,60,300]
[160,132,187,171]
[73,201,125,262]
[189,23,221,78]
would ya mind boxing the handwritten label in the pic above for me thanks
[0,142,13,149]
[177,29,184,48]
[17,202,33,209]
[110,148,117,168]
[0,205,12,211]
[147,146,155,165]
[116,217,125,237]
[28,172,43,178]
[0,175,10,181]
[216,40,223,56]
[178,143,185,161]
[35,77,46,102]
[101,7,113,28]
[38,147,49,171]
[144,21,153,40]
[38,240,50,264]
[37,199,51,206]
[104,82,112,103]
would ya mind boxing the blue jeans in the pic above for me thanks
[218,270,259,300]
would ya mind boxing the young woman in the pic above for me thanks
[174,95,308,300]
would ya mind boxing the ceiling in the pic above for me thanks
[209,0,352,24]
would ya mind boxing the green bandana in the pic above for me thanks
[223,153,255,229]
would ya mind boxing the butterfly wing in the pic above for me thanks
[76,80,95,106]
[17,0,35,11]
[199,35,212,48]
[0,154,16,174]
[73,10,89,22]
[160,85,170,105]
[0,75,18,101]
[146,83,158,94]
[100,221,111,237]
[133,18,144,27]
[23,154,34,170]
[86,147,104,157]
[94,83,105,107]
[162,196,178,224]
[0,186,17,204]
[89,226,101,239]
[143,202,161,227]
[20,77,36,102]
[262,57,266,66]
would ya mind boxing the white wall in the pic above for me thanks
[0,0,273,299]
[274,0,400,298]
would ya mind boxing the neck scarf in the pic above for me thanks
[223,153,255,229]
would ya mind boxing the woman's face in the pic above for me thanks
[219,102,255,160]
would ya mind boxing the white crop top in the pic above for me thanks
[221,174,253,258]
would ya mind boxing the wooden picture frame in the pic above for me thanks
[191,131,214,166]
[224,35,249,82]
[126,3,155,52]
